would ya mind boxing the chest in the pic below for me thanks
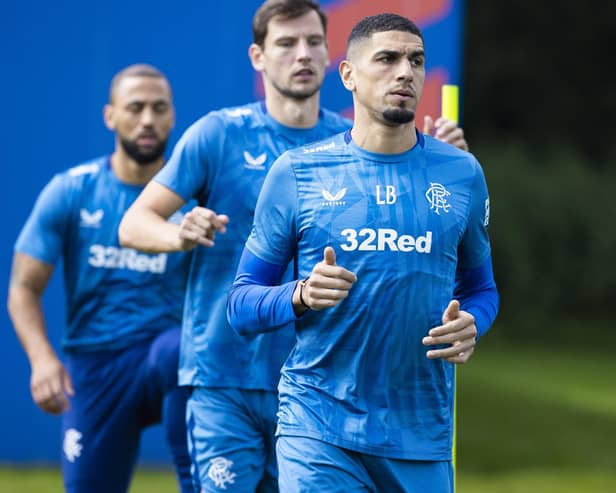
[208,131,328,216]
[71,184,135,246]
[297,161,472,258]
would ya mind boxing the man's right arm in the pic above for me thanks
[228,246,357,336]
[227,152,356,335]
[119,181,188,253]
[122,172,232,257]
[119,181,229,253]
[7,253,73,415]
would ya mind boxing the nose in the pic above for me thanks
[140,106,155,126]
[296,38,312,61]
[397,59,414,82]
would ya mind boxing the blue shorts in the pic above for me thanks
[277,435,454,493]
[187,387,278,493]
[61,328,193,493]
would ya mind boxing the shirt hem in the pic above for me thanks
[178,374,278,391]
[276,424,452,461]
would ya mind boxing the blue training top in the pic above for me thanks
[234,130,497,460]
[154,101,352,390]
[15,156,191,352]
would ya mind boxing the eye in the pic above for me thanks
[277,38,294,48]
[378,54,395,64]
[308,36,324,47]
[126,102,144,114]
[153,102,169,114]
[411,57,425,68]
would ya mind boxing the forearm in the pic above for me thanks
[227,280,299,336]
[227,249,300,336]
[7,285,57,365]
[463,293,499,337]
[454,258,499,338]
[119,206,183,253]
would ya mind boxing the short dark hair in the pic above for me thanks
[109,63,169,103]
[252,0,327,47]
[347,13,423,54]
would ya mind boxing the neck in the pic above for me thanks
[263,85,321,128]
[110,146,164,185]
[350,106,417,154]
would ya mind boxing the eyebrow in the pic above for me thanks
[124,98,169,106]
[374,48,425,58]
[274,33,325,42]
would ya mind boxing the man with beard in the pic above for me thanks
[227,13,499,493]
[8,64,194,493]
[119,2,468,492]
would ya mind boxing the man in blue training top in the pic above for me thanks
[119,2,468,492]
[7,64,194,493]
[227,13,499,493]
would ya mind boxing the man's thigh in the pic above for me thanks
[362,454,453,493]
[62,346,150,493]
[277,435,453,493]
[135,327,183,427]
[187,387,278,493]
[276,435,373,493]
[145,327,182,394]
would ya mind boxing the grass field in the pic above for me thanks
[454,339,616,493]
[2,338,615,492]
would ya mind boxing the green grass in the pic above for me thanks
[453,338,616,492]
[0,467,177,493]
[2,338,615,492]
[459,470,616,493]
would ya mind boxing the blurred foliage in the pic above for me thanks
[464,1,616,164]
[461,2,616,332]
[474,142,616,330]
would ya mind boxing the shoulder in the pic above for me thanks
[26,157,107,223]
[319,108,353,133]
[50,156,107,192]
[422,134,482,174]
[281,133,349,174]
[286,132,348,161]
[66,156,105,177]
[179,102,264,147]
[268,134,347,183]
[195,102,264,132]
[422,134,472,160]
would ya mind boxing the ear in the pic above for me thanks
[248,43,265,72]
[339,60,355,91]
[169,105,176,130]
[103,104,115,131]
[324,40,330,69]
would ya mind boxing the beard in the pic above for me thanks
[383,107,415,125]
[120,136,168,165]
[271,79,321,101]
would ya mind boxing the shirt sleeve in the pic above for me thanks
[454,256,499,338]
[244,152,298,265]
[154,113,220,202]
[227,249,299,336]
[15,174,71,265]
[458,158,492,269]
[227,152,300,335]
[455,158,499,337]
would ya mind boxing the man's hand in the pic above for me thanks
[423,116,469,151]
[178,207,229,250]
[30,352,74,415]
[422,300,477,364]
[293,247,357,313]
